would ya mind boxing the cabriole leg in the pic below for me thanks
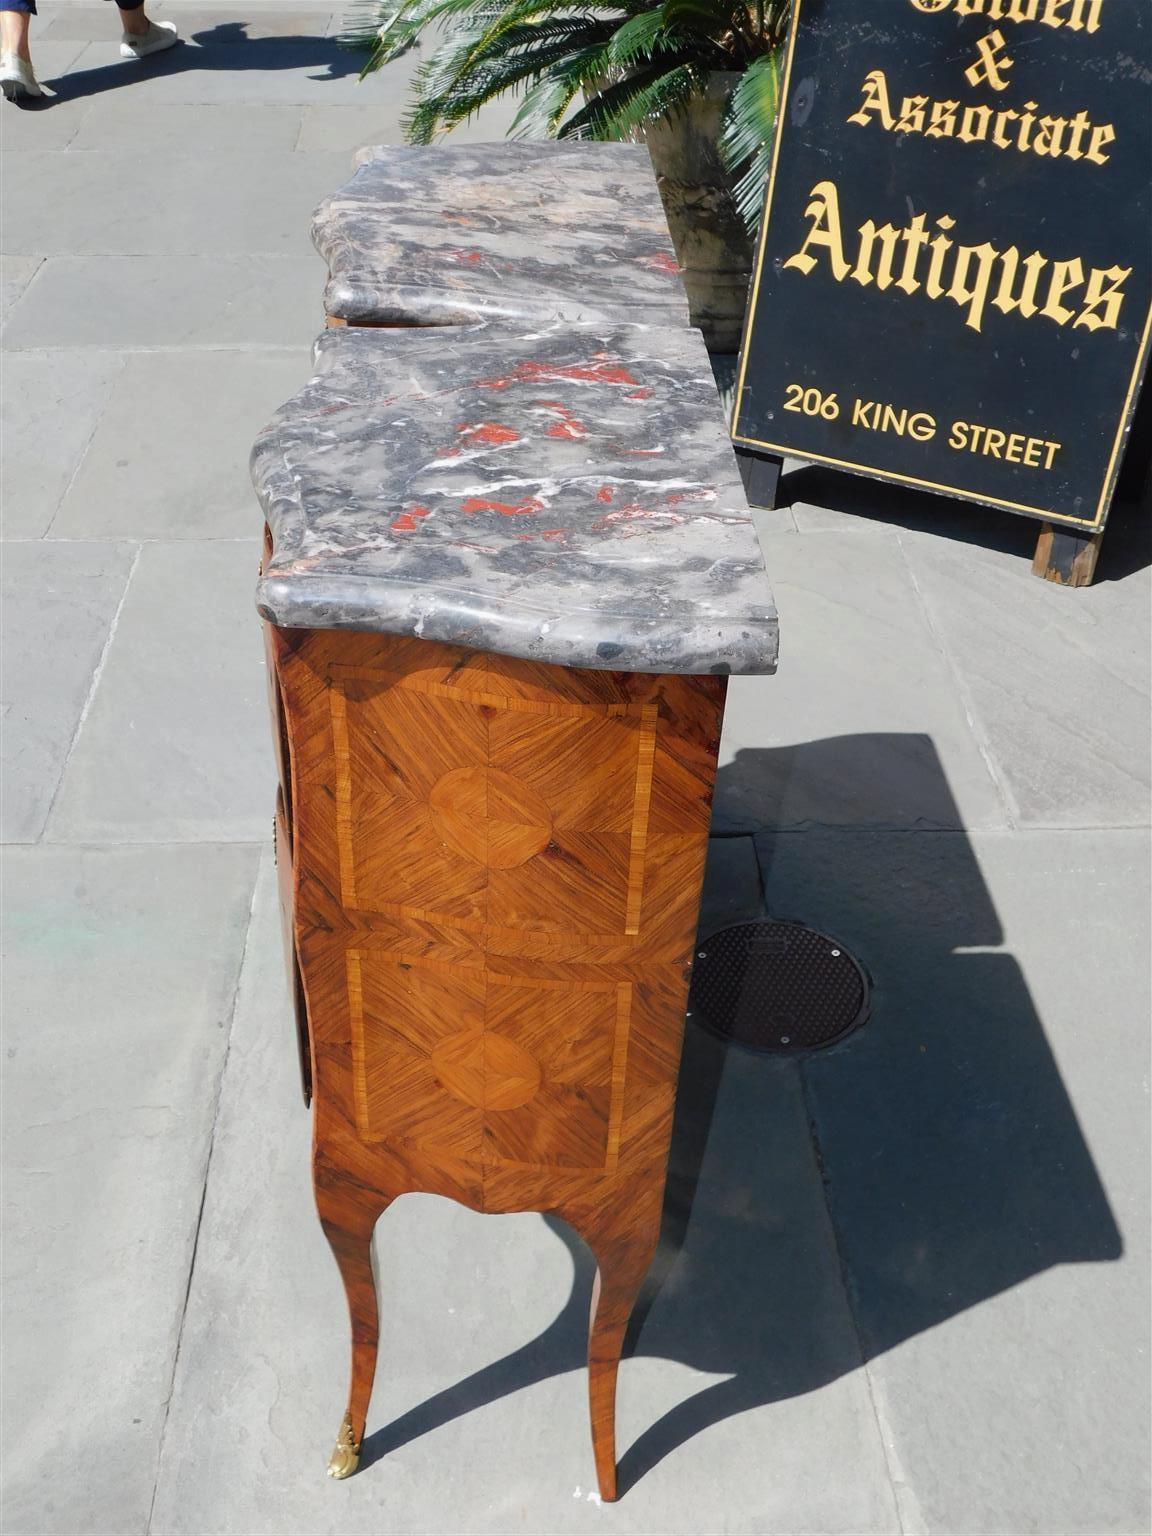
[317,1192,387,1479]
[577,1201,663,1502]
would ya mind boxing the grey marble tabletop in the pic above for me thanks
[312,142,691,329]
[252,322,777,676]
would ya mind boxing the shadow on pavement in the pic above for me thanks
[779,459,1151,583]
[359,734,1123,1493]
[39,24,361,102]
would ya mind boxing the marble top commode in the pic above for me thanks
[253,322,777,675]
[312,142,691,329]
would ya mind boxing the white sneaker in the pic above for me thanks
[119,20,179,59]
[0,52,44,103]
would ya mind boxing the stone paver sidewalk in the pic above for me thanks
[2,9,1150,1533]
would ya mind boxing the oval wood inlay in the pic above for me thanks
[428,766,552,869]
[430,1029,542,1111]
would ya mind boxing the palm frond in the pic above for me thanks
[356,0,514,74]
[604,12,666,68]
[659,0,743,37]
[719,47,780,233]
[342,0,466,63]
[412,10,612,100]
[433,1,622,101]
[405,26,618,140]
[558,60,700,139]
[720,47,778,162]
[509,37,620,135]
[340,0,792,237]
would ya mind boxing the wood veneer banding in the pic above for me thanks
[267,622,725,1499]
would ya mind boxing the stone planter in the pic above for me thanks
[637,73,755,355]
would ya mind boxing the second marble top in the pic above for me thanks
[312,142,690,328]
[253,322,777,675]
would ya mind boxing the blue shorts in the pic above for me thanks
[0,0,147,13]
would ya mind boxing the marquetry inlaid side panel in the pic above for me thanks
[329,662,658,939]
[347,950,628,1172]
[268,627,726,1217]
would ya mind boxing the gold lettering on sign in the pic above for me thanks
[958,103,994,142]
[848,70,895,129]
[926,99,960,138]
[846,69,1115,166]
[781,181,852,280]
[965,28,1014,89]
[1077,265,1133,332]
[782,180,1131,336]
[895,94,928,133]
[948,241,999,332]
[906,0,1102,29]
[1040,256,1085,325]
[991,247,1048,319]
[1086,123,1117,163]
[852,220,903,289]
[896,214,931,294]
[852,399,939,440]
[949,421,1063,466]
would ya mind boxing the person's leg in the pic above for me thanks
[0,6,32,63]
[116,0,149,39]
[116,0,179,59]
[1,0,42,101]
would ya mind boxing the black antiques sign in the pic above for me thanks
[731,0,1152,535]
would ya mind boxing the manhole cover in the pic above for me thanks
[688,920,869,1054]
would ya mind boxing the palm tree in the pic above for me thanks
[340,0,791,237]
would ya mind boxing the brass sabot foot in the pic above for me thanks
[327,1413,360,1479]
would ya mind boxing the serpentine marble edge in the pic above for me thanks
[312,142,691,328]
[252,323,778,676]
